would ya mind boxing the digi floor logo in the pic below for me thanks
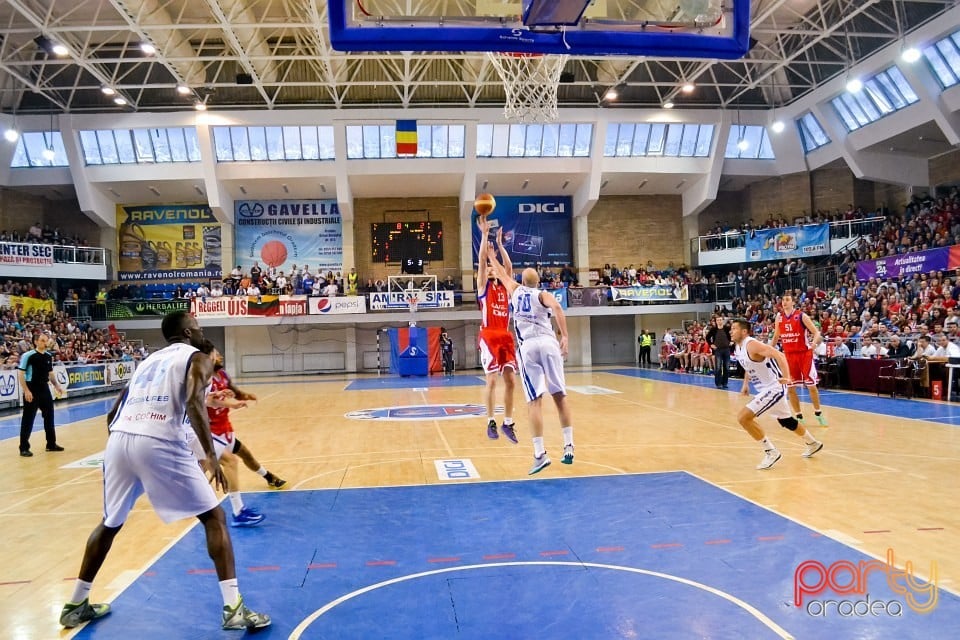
[794,548,938,617]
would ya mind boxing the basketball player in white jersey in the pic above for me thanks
[730,318,824,470]
[60,311,270,631]
[487,259,575,475]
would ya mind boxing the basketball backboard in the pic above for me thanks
[329,0,750,59]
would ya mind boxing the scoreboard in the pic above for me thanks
[371,221,443,263]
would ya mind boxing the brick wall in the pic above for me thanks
[875,182,908,213]
[352,197,462,284]
[0,189,97,242]
[853,177,877,212]
[587,195,685,270]
[811,160,855,214]
[745,172,812,222]
[929,150,960,189]
[697,190,746,234]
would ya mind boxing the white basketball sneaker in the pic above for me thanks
[756,448,782,470]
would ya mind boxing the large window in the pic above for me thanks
[831,66,919,132]
[10,132,69,168]
[345,124,465,159]
[797,113,830,153]
[604,122,713,157]
[213,125,335,161]
[724,125,775,159]
[924,30,960,89]
[477,123,592,157]
[79,127,200,165]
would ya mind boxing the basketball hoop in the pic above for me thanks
[406,291,420,327]
[486,52,569,123]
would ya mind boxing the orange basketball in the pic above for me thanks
[260,240,287,268]
[474,193,496,217]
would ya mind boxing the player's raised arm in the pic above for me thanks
[487,257,519,295]
[476,218,491,290]
[496,227,513,278]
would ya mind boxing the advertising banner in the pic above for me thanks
[190,296,283,318]
[368,290,456,310]
[745,224,830,262]
[235,200,343,275]
[106,299,190,319]
[471,196,572,268]
[610,284,689,302]
[0,369,20,404]
[65,364,108,391]
[117,204,222,281]
[856,245,960,281]
[308,296,367,315]
[0,294,55,315]
[545,288,568,309]
[0,241,54,266]
[567,287,608,307]
[106,362,135,385]
[278,295,309,316]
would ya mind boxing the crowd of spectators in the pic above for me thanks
[1,280,54,300]
[1,306,146,369]
[702,204,886,250]
[1,223,101,263]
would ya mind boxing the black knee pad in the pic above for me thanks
[231,438,242,454]
[777,417,799,431]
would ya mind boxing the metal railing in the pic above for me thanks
[691,217,885,254]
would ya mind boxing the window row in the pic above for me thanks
[604,123,714,158]
[797,113,830,153]
[345,124,464,159]
[477,123,592,157]
[724,125,775,159]
[80,128,201,165]
[214,126,335,162]
[11,132,69,168]
[831,66,919,132]
[924,30,960,89]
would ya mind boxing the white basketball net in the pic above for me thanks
[486,52,569,123]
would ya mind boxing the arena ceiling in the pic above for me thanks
[0,0,955,114]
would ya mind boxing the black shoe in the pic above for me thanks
[46,444,65,452]
[20,450,33,457]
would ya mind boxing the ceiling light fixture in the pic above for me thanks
[681,82,695,94]
[901,47,921,64]
[42,147,55,161]
[604,86,619,101]
[194,101,207,111]
[771,120,786,134]
[51,43,69,57]
[663,100,675,109]
[846,77,863,93]
[737,138,750,151]
[140,42,157,55]
[101,86,116,96]
[4,128,18,143]
[176,84,191,95]
[113,96,127,106]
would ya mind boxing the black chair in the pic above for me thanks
[815,358,840,389]
[877,361,914,398]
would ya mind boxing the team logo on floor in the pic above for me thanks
[346,404,501,421]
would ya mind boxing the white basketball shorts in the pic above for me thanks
[746,385,792,419]
[516,336,567,402]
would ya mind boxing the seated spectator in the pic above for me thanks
[886,335,912,359]
[929,333,960,361]
[860,336,886,358]
[909,335,936,360]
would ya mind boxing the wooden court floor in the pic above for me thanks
[2,366,958,639]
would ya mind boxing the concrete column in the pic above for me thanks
[345,325,357,373]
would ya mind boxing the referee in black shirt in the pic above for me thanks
[18,332,65,457]
[706,315,732,390]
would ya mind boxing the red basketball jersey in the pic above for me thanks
[207,369,232,436]
[777,310,810,353]
[479,279,510,331]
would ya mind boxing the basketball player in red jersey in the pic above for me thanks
[477,218,518,443]
[770,294,828,427]
[200,342,287,527]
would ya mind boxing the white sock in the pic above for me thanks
[256,467,267,477]
[503,416,513,426]
[228,492,244,516]
[219,578,240,608]
[802,431,817,444]
[70,579,93,604]
[533,437,545,458]
[562,426,574,447]
[760,436,776,451]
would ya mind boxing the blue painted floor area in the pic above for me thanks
[605,367,960,424]
[72,474,958,639]
[0,396,115,443]
[346,375,485,391]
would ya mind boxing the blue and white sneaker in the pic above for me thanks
[231,507,265,527]
[561,444,574,465]
[528,453,551,475]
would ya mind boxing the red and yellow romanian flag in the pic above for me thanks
[396,120,417,155]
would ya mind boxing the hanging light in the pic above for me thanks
[771,120,786,134]
[846,77,863,93]
[4,128,19,142]
[901,47,921,63]
[662,100,675,109]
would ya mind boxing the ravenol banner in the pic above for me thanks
[235,200,343,275]
[117,205,222,281]
[745,224,829,262]
[610,284,689,302]
[471,196,572,268]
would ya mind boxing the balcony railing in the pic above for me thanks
[691,217,884,255]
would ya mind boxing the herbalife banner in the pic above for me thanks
[745,224,830,262]
[235,200,343,275]
[470,196,572,268]
[610,284,689,302]
[117,204,222,281]
[106,299,190,319]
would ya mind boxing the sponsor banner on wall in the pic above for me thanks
[856,245,960,281]
[106,299,190,319]
[117,204,222,281]
[0,241,54,266]
[471,196,573,268]
[106,362,135,385]
[610,284,689,302]
[545,288,567,309]
[190,296,290,318]
[0,369,20,403]
[368,290,456,310]
[567,287,608,307]
[235,199,343,275]
[745,224,830,262]
[279,295,309,316]
[308,296,367,315]
[65,364,108,391]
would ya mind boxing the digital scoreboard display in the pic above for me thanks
[371,221,443,263]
